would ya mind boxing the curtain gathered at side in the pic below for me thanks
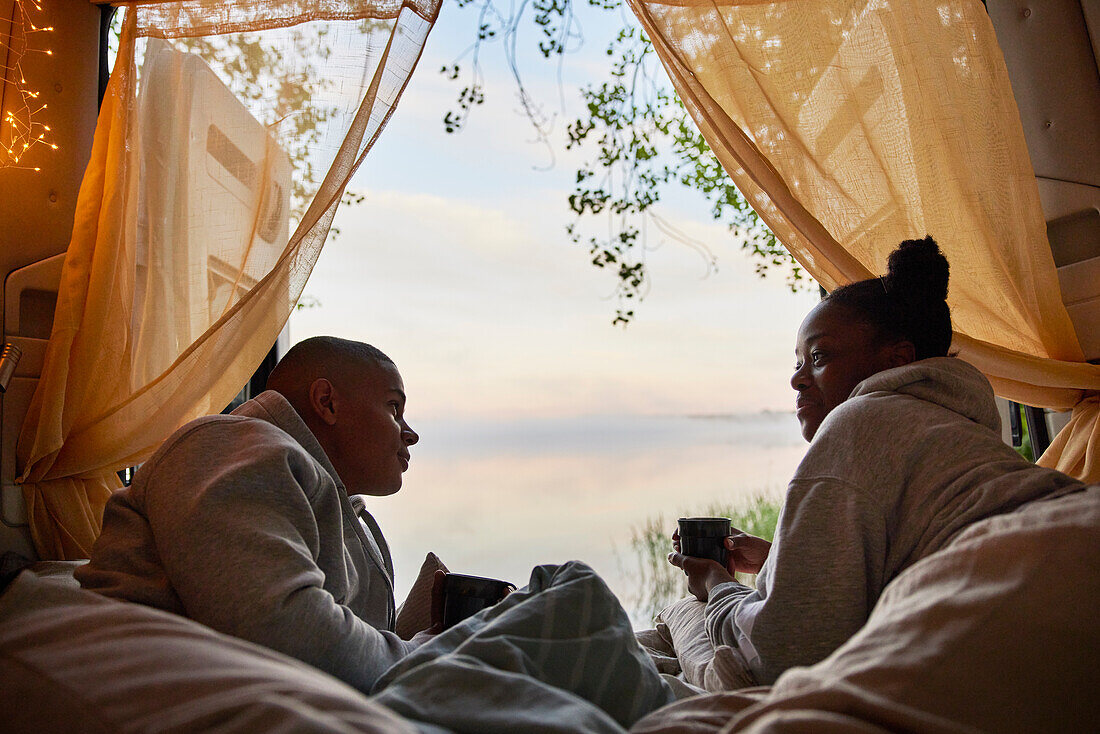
[625,0,1100,481]
[16,0,441,559]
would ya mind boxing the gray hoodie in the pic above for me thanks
[76,390,418,692]
[705,357,1085,686]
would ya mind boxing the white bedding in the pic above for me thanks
[0,560,673,733]
[5,486,1095,733]
[372,561,676,732]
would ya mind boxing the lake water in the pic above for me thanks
[365,412,808,626]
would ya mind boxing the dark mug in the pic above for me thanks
[441,573,516,629]
[677,517,731,566]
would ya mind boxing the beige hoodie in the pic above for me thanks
[77,390,417,692]
[705,357,1085,686]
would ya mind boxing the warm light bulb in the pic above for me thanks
[3,0,55,171]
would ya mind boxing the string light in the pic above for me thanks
[2,0,56,171]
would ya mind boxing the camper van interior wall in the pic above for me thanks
[11,0,442,559]
[1,0,56,171]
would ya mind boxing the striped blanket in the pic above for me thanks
[372,561,676,733]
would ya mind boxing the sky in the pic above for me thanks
[289,3,822,424]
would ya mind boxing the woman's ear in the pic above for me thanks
[887,340,917,367]
[307,378,339,426]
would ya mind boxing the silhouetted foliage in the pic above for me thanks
[443,0,808,324]
[628,494,781,621]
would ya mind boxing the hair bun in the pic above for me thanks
[884,235,949,302]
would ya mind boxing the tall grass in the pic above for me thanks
[626,494,783,623]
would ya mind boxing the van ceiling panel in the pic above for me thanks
[986,0,1100,188]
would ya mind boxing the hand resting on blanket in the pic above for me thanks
[668,530,771,602]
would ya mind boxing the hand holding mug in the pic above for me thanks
[668,517,771,602]
[724,532,770,575]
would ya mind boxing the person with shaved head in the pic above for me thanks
[78,336,426,692]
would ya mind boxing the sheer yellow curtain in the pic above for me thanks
[626,0,1100,481]
[16,0,441,559]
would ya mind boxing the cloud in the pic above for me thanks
[292,8,821,422]
[293,173,818,420]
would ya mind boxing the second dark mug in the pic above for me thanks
[678,516,732,566]
[441,573,516,629]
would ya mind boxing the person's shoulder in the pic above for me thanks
[792,392,920,490]
[815,389,914,443]
[143,411,304,477]
[130,411,330,511]
[168,410,289,448]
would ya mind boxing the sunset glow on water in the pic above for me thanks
[364,412,807,624]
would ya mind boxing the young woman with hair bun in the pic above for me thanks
[668,236,1088,687]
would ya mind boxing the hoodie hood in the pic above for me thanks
[232,390,346,493]
[849,357,1000,433]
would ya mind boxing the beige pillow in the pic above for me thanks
[393,552,448,640]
